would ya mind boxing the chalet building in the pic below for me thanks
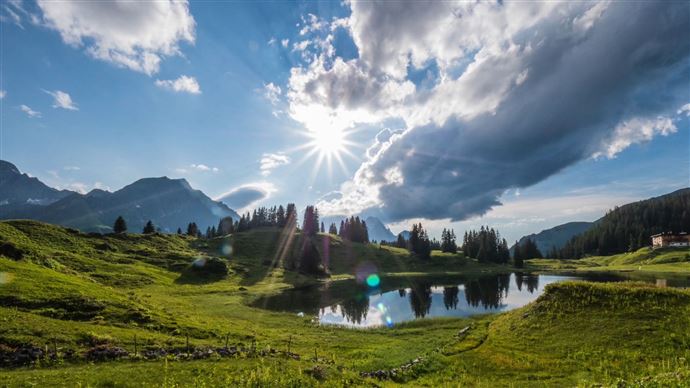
[651,232,690,248]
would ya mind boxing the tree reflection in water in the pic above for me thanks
[408,282,433,318]
[338,292,370,324]
[464,274,511,309]
[443,286,459,310]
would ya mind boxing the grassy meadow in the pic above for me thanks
[1,220,690,386]
[529,246,690,275]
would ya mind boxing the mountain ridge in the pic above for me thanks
[0,160,239,233]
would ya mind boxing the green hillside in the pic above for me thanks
[530,246,690,274]
[1,221,690,386]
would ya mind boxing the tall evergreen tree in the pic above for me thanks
[187,222,199,237]
[217,216,234,236]
[113,216,127,233]
[142,220,155,234]
[396,233,407,249]
[302,206,319,236]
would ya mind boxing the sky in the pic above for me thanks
[1,0,689,243]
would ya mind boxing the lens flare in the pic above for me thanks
[221,243,233,256]
[366,274,380,288]
[355,261,378,283]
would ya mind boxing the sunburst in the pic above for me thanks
[292,125,359,182]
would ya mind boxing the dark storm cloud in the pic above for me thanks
[364,1,690,221]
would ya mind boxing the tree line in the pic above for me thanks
[512,238,542,268]
[462,227,510,264]
[557,189,690,259]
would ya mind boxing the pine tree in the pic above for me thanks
[328,223,338,235]
[276,205,286,227]
[177,227,182,235]
[142,220,155,234]
[217,217,234,236]
[302,206,319,236]
[320,222,325,234]
[113,216,127,233]
[187,222,199,237]
[396,233,406,248]
[299,239,323,275]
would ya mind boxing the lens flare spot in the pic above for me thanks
[385,316,393,327]
[366,274,380,288]
[377,302,388,314]
[221,243,233,256]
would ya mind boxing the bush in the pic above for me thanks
[190,257,229,277]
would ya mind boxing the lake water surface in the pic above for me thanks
[252,272,690,327]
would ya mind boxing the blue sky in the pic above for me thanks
[1,1,688,242]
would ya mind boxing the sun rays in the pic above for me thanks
[286,124,362,185]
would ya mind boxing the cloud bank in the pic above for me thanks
[37,0,195,75]
[284,1,690,222]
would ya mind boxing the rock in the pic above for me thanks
[458,326,471,335]
[85,345,128,361]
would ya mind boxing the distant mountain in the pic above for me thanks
[364,217,396,242]
[0,161,239,233]
[319,215,396,242]
[512,221,594,255]
[0,160,72,208]
[559,188,690,259]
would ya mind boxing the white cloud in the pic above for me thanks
[281,38,289,48]
[0,90,6,99]
[260,153,290,176]
[262,82,281,105]
[155,75,201,94]
[216,182,276,212]
[63,181,109,194]
[1,0,41,27]
[37,0,195,75]
[44,89,78,110]
[63,166,80,171]
[594,116,677,159]
[290,1,689,222]
[175,163,219,174]
[19,104,41,118]
[678,103,690,117]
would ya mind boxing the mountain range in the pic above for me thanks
[0,160,239,233]
[512,222,594,255]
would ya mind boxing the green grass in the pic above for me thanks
[529,246,690,274]
[1,220,690,386]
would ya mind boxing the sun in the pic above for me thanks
[291,124,359,180]
[308,126,347,156]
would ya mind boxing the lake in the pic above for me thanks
[252,272,690,327]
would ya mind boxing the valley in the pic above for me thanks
[1,220,689,386]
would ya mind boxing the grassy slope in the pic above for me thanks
[1,221,690,386]
[529,246,690,274]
